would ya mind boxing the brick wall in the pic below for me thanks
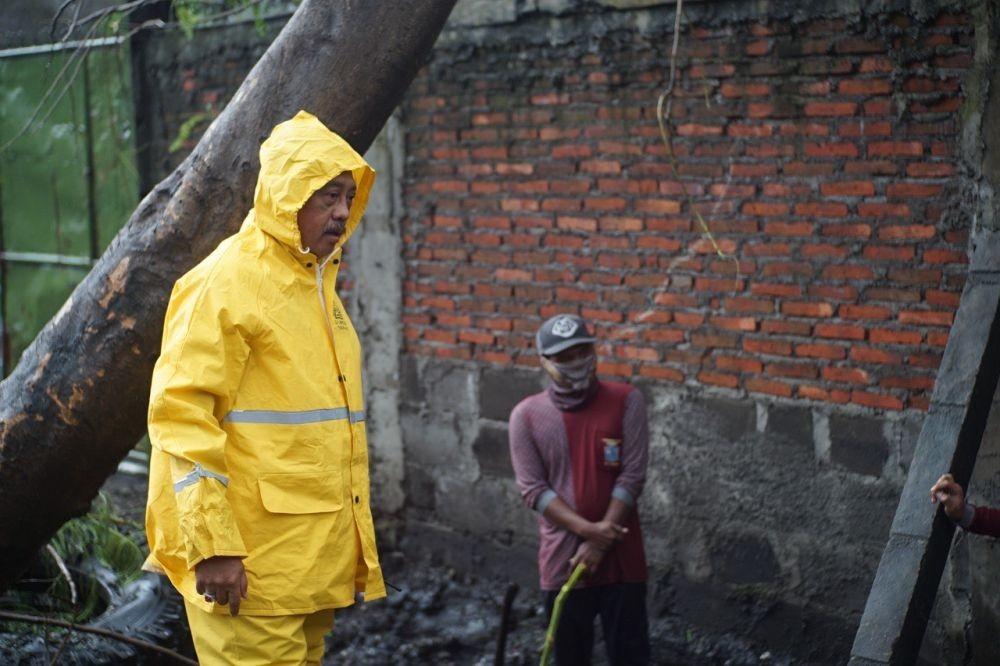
[400,8,973,414]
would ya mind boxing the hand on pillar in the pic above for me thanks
[930,473,966,522]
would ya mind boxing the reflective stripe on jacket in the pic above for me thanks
[144,110,385,615]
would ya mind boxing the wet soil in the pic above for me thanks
[4,472,787,665]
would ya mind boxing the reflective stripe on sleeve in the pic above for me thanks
[223,408,366,425]
[173,463,229,493]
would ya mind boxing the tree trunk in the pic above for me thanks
[0,0,457,591]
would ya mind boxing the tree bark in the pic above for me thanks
[0,0,457,591]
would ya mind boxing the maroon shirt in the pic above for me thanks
[509,381,648,590]
[967,505,1000,537]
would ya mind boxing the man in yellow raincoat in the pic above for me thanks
[144,110,385,664]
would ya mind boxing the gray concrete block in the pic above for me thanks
[399,353,422,405]
[479,367,543,421]
[424,361,478,416]
[472,422,513,477]
[830,414,889,477]
[404,464,436,512]
[766,404,814,446]
[711,532,780,585]
[693,395,756,442]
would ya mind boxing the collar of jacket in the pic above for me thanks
[248,110,376,270]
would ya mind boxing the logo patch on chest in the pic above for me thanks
[331,305,350,330]
[602,438,621,467]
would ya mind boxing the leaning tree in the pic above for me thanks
[0,0,458,590]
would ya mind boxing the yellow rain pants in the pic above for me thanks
[184,600,335,665]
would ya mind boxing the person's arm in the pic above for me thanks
[928,473,1000,537]
[508,403,624,574]
[148,269,254,614]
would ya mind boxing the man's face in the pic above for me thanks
[296,171,356,259]
[542,342,597,388]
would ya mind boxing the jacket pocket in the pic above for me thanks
[257,471,343,514]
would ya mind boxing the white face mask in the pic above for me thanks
[541,353,597,391]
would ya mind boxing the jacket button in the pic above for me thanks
[339,375,346,382]
[333,259,340,265]
[354,496,360,504]
[306,262,313,268]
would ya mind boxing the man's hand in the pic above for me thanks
[930,473,966,522]
[581,519,627,551]
[195,556,248,616]
[570,541,605,575]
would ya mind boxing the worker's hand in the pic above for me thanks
[930,473,966,522]
[570,540,605,575]
[195,556,248,616]
[581,520,627,551]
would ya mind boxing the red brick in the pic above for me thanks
[923,248,967,264]
[839,79,892,95]
[742,202,790,216]
[782,301,834,318]
[878,225,936,241]
[799,385,851,404]
[762,320,812,336]
[823,366,871,384]
[804,102,857,117]
[869,328,922,345]
[906,162,955,177]
[580,160,622,174]
[744,338,793,356]
[724,297,775,314]
[698,370,740,389]
[850,346,901,364]
[645,328,685,344]
[716,356,763,373]
[556,216,597,232]
[815,323,866,340]
[677,123,724,136]
[886,183,943,198]
[821,181,876,197]
[638,366,685,382]
[852,390,904,411]
[863,245,915,261]
[751,282,802,298]
[859,203,911,218]
[840,304,892,320]
[868,141,923,157]
[821,223,873,239]
[747,376,793,397]
[796,343,846,360]
[804,142,859,158]
[494,268,532,282]
[712,316,758,332]
[927,330,950,347]
[821,265,875,280]
[898,310,954,326]
[767,363,819,379]
[459,330,495,345]
[795,202,849,218]
[880,375,935,390]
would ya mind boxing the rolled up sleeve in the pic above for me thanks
[508,402,555,512]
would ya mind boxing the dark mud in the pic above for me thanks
[324,551,787,665]
[3,472,788,665]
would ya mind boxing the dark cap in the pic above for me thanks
[536,314,597,356]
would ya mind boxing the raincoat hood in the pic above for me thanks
[251,110,375,257]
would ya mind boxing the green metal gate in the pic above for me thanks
[0,38,138,376]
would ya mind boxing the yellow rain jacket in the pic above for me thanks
[144,110,385,616]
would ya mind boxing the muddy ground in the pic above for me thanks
[1,472,785,665]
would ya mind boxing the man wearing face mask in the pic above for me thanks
[508,314,650,665]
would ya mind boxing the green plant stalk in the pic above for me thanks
[539,563,587,666]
